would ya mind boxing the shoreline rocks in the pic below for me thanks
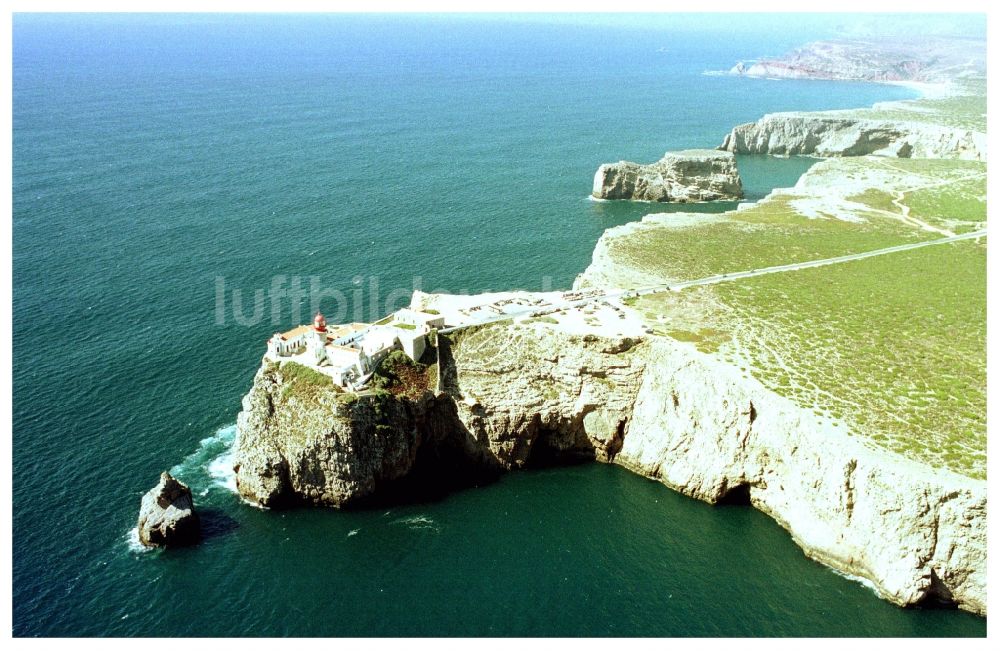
[137,472,200,548]
[592,149,743,202]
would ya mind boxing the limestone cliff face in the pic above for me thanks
[593,149,743,202]
[727,38,985,85]
[233,324,986,615]
[441,323,985,616]
[233,331,649,510]
[615,340,985,616]
[437,325,646,467]
[719,114,986,160]
[233,361,431,507]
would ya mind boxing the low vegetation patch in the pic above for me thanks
[610,152,986,478]
[904,177,986,234]
[711,240,985,479]
[665,327,730,354]
[278,361,340,403]
[370,350,432,399]
[608,195,931,285]
[846,189,897,214]
[812,77,986,132]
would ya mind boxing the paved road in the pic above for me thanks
[440,229,986,334]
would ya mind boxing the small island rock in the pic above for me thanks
[592,149,743,202]
[137,472,200,547]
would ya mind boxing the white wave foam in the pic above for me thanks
[587,195,608,203]
[238,496,269,510]
[170,424,239,496]
[393,515,440,532]
[208,449,237,494]
[125,527,152,554]
[701,70,729,76]
[831,568,880,595]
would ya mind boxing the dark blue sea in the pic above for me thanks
[12,13,985,636]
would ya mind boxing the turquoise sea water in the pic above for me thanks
[12,14,985,637]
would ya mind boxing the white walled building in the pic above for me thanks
[329,322,369,347]
[264,307,446,390]
[397,329,427,361]
[322,344,369,386]
[266,324,312,357]
[361,326,402,366]
[394,308,445,330]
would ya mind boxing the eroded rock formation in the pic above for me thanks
[592,149,743,202]
[233,362,431,507]
[137,472,200,547]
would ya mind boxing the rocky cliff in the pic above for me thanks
[443,322,986,616]
[719,114,986,160]
[592,149,743,202]
[233,333,643,507]
[233,320,986,616]
[233,361,432,507]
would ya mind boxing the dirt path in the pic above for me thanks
[868,158,985,237]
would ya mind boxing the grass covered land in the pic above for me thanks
[613,151,986,479]
[605,154,986,286]
[810,76,986,133]
[714,240,986,478]
[276,361,341,405]
[708,240,985,478]
[607,195,934,283]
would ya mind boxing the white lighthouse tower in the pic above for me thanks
[307,311,329,365]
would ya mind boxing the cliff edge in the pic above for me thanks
[719,113,985,160]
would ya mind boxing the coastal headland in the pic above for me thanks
[231,37,987,616]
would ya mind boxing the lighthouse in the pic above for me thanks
[307,311,329,365]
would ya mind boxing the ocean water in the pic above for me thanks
[12,14,985,637]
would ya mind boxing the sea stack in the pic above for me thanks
[591,149,743,202]
[137,472,200,548]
